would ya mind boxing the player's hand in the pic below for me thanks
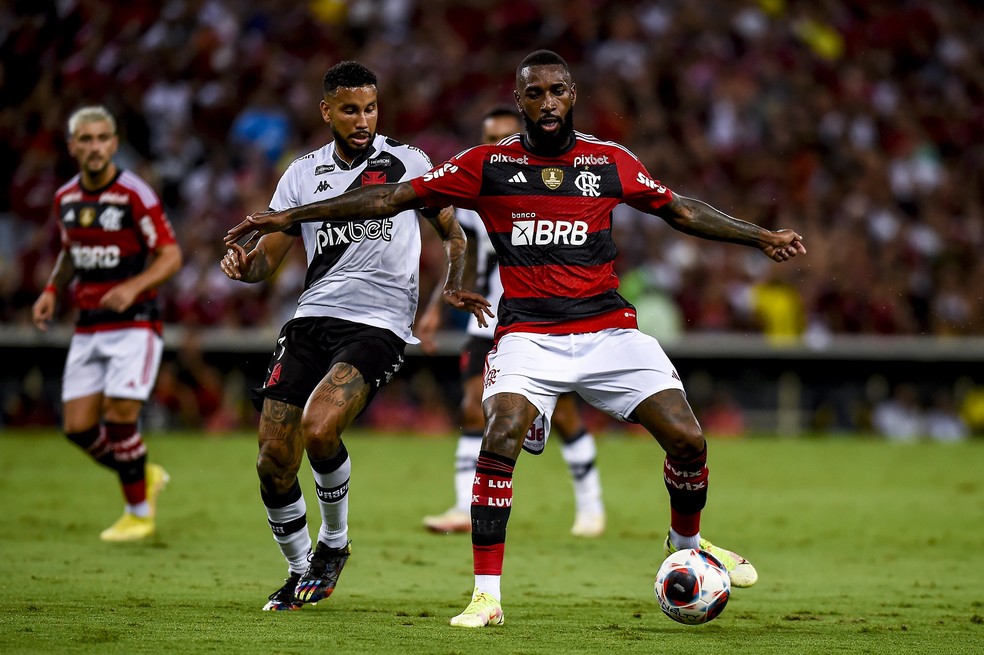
[220,242,251,280]
[443,289,494,328]
[99,280,140,312]
[32,291,56,331]
[763,229,806,262]
[415,304,443,355]
[225,210,292,245]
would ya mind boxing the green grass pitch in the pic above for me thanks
[1,431,982,654]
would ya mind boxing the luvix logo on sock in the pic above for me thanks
[473,471,512,508]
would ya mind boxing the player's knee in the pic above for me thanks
[663,422,705,459]
[256,453,297,496]
[300,413,342,453]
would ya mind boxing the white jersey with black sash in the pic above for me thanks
[269,133,436,344]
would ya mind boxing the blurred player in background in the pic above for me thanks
[220,61,490,612]
[224,50,805,627]
[417,106,605,538]
[32,105,182,542]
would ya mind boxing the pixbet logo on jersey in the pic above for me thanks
[511,219,589,246]
[315,218,394,254]
[573,154,610,167]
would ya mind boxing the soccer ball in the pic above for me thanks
[654,548,731,625]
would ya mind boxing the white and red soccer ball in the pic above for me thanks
[654,548,731,625]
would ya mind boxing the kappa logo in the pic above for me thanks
[574,170,601,197]
[511,220,589,246]
[508,172,528,183]
[315,164,335,175]
[315,180,332,193]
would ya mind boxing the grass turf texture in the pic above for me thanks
[0,432,982,654]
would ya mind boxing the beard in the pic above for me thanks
[523,106,575,153]
[331,124,374,161]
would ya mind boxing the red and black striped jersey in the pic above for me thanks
[410,131,675,339]
[54,169,177,334]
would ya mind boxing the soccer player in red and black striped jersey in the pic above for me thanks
[32,106,182,542]
[226,50,806,627]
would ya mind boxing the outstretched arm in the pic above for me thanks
[225,181,423,245]
[656,194,806,262]
[422,206,493,330]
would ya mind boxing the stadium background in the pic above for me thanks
[2,0,983,440]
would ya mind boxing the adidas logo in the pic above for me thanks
[508,172,527,183]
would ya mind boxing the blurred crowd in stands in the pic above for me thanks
[2,0,982,438]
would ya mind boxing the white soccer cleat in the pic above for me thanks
[570,511,606,538]
[422,508,471,534]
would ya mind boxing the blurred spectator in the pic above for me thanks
[5,0,984,432]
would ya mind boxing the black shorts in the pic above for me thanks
[251,316,406,412]
[460,335,494,380]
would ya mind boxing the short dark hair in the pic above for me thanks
[482,104,520,122]
[516,50,570,78]
[323,61,377,95]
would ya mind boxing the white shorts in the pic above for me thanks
[483,328,685,454]
[62,328,164,402]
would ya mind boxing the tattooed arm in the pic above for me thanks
[655,194,806,262]
[422,206,493,326]
[220,231,295,283]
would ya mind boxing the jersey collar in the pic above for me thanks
[331,139,378,170]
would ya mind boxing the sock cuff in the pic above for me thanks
[665,446,707,469]
[261,479,303,508]
[310,442,349,474]
[477,450,515,476]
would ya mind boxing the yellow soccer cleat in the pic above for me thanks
[145,463,170,517]
[449,588,505,628]
[99,513,155,542]
[663,532,758,588]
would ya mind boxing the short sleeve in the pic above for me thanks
[133,188,177,250]
[618,151,674,215]
[409,146,485,211]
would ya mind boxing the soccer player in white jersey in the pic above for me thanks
[32,105,182,542]
[220,61,491,611]
[417,106,606,538]
[225,50,805,627]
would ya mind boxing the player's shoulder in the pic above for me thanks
[376,134,434,168]
[283,146,329,175]
[55,174,81,199]
[574,131,641,162]
[116,170,162,207]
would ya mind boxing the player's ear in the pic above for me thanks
[320,99,331,124]
[570,82,576,106]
